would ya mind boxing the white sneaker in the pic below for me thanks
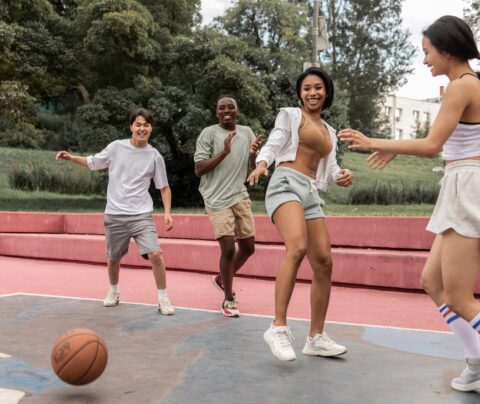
[302,332,347,357]
[263,323,296,361]
[158,297,175,315]
[221,299,240,317]
[451,358,480,392]
[103,291,119,307]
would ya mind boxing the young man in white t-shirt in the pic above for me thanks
[56,108,175,315]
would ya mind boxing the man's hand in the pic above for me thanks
[56,151,73,161]
[336,169,353,187]
[249,134,263,155]
[223,131,236,154]
[164,214,173,231]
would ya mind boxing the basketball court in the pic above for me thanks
[0,257,480,404]
[0,280,479,403]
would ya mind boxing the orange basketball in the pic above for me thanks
[51,328,108,385]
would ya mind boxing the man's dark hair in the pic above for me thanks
[296,67,334,110]
[129,107,154,126]
[216,95,238,108]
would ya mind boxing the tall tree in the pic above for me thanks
[464,0,480,43]
[321,0,415,135]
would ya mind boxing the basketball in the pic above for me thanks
[51,328,108,385]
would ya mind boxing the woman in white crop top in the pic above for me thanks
[339,16,480,393]
[247,68,352,362]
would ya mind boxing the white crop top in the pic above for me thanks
[442,122,480,160]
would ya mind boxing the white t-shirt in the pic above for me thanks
[87,139,169,215]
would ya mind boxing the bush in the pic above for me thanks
[149,157,203,209]
[8,162,107,195]
[348,181,439,205]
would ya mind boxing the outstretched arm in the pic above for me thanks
[338,80,469,158]
[55,151,88,168]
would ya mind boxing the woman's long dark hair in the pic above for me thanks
[423,16,480,78]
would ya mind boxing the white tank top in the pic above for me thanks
[442,72,480,160]
[442,121,480,160]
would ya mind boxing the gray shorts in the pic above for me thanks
[265,166,326,221]
[104,213,161,261]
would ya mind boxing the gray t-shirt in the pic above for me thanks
[194,124,255,210]
[87,139,168,215]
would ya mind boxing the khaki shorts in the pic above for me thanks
[205,198,256,240]
[104,213,161,261]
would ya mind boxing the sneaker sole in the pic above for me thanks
[451,379,480,392]
[221,310,240,318]
[263,333,296,361]
[302,347,348,357]
[103,301,119,307]
[158,310,175,316]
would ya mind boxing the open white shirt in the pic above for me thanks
[256,107,341,191]
[87,139,168,215]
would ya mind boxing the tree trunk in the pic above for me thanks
[72,82,91,104]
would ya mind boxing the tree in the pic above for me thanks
[321,0,415,134]
[413,114,431,139]
[464,0,480,43]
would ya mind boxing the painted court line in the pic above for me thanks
[14,292,452,335]
[0,293,21,299]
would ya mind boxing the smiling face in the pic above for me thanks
[130,115,152,147]
[300,74,327,114]
[216,97,238,130]
[422,36,450,77]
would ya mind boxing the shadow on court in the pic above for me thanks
[0,294,478,404]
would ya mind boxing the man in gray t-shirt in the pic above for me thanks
[56,108,175,315]
[194,95,262,317]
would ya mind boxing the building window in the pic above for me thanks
[413,110,420,121]
[395,108,403,121]
[424,112,431,122]
[395,128,403,139]
[385,106,392,116]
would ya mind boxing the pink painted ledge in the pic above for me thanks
[0,211,434,249]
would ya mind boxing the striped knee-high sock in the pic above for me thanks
[439,304,480,358]
[470,313,480,334]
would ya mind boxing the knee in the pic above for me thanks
[221,243,236,260]
[286,244,307,263]
[240,242,255,257]
[420,272,442,298]
[312,255,333,278]
[149,252,164,265]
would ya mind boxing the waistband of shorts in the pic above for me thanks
[274,166,316,184]
[444,159,480,173]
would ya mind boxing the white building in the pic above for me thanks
[384,93,441,139]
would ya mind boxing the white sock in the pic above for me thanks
[158,289,168,301]
[439,304,480,358]
[110,284,119,293]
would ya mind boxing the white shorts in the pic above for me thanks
[427,160,480,238]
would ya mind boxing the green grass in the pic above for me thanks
[0,147,442,215]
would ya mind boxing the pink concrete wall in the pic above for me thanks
[0,212,434,250]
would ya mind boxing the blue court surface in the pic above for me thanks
[0,293,479,403]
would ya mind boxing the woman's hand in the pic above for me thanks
[249,134,263,155]
[164,213,173,231]
[335,168,353,187]
[367,151,397,170]
[338,129,373,151]
[247,164,269,186]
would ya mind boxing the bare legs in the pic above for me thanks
[421,231,480,321]
[218,236,255,301]
[272,201,332,336]
[107,251,168,290]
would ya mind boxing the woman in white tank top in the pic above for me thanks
[339,16,480,394]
